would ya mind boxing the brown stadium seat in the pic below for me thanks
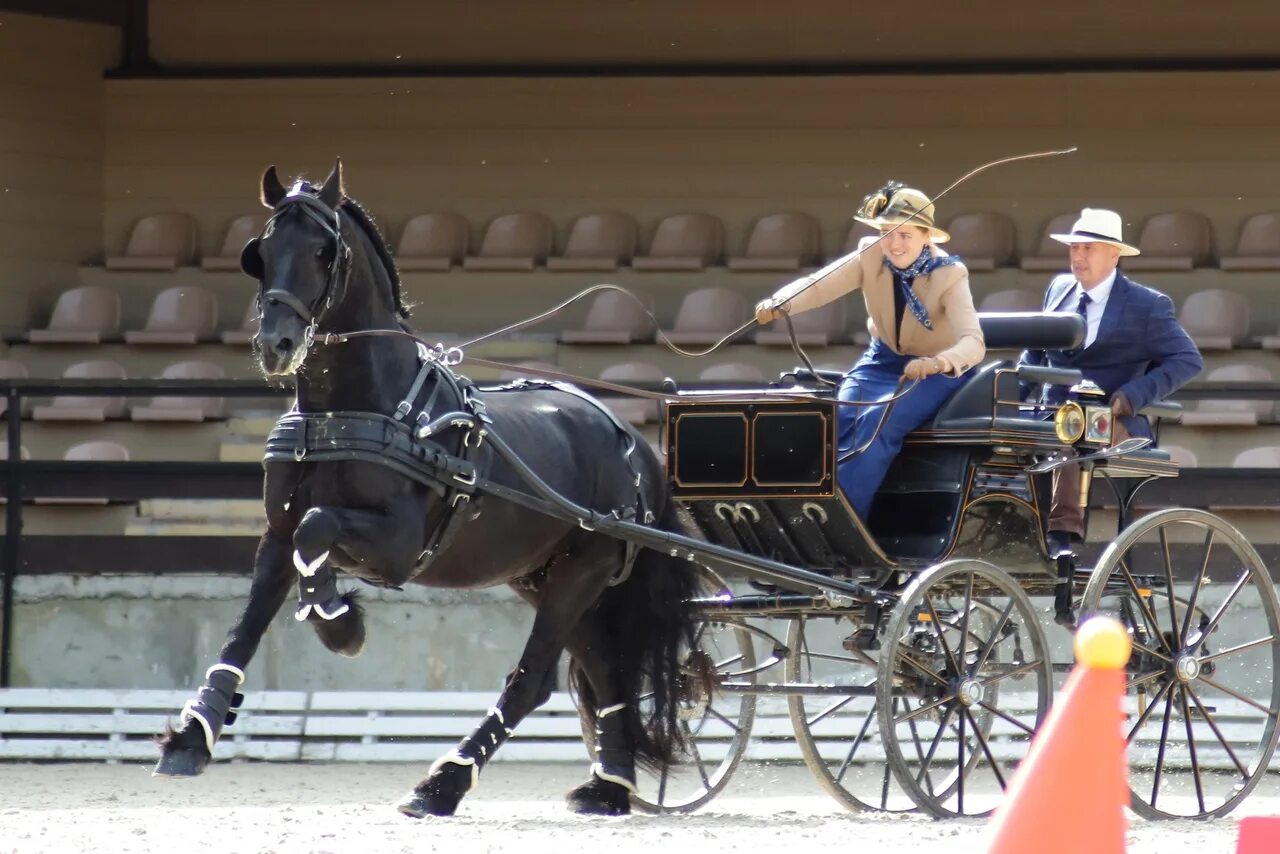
[755,299,846,346]
[1020,213,1077,272]
[202,214,268,271]
[728,212,822,272]
[28,286,121,344]
[0,443,28,460]
[1233,446,1280,468]
[978,289,1043,313]
[124,286,219,344]
[463,212,554,271]
[1177,289,1250,350]
[547,212,640,272]
[1161,444,1199,467]
[105,212,199,271]
[131,360,226,422]
[33,441,132,506]
[1180,364,1273,427]
[698,362,766,384]
[221,296,259,345]
[1125,211,1213,271]
[398,212,470,272]
[837,221,881,257]
[1221,212,1280,271]
[32,359,128,421]
[663,288,748,345]
[632,213,725,271]
[0,359,29,417]
[944,212,1017,271]
[559,289,655,344]
[597,361,664,424]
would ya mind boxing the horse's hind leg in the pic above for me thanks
[397,537,616,818]
[561,617,637,815]
[155,529,293,777]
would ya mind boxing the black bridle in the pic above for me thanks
[241,189,353,354]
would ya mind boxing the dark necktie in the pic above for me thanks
[1066,291,1092,357]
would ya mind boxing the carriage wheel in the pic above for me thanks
[584,568,757,814]
[1080,508,1280,820]
[786,614,918,812]
[876,559,1054,818]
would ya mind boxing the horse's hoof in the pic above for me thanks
[152,748,210,778]
[566,777,632,816]
[396,762,473,818]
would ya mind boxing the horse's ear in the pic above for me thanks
[261,166,286,208]
[318,158,344,209]
[240,237,264,280]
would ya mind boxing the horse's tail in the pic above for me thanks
[569,499,707,771]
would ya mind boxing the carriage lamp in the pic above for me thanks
[1084,405,1114,445]
[1054,401,1085,444]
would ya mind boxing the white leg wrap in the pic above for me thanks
[293,549,330,577]
[591,762,639,794]
[429,750,480,791]
[598,703,627,718]
[205,663,246,684]
[180,700,217,755]
[293,599,351,622]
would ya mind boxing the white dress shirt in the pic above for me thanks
[1067,270,1116,349]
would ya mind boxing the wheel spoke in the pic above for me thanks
[1159,527,1181,644]
[1150,683,1178,809]
[1179,687,1207,815]
[896,648,951,688]
[680,720,712,790]
[1200,635,1279,665]
[1185,685,1251,779]
[958,572,974,673]
[1179,529,1214,642]
[923,594,962,678]
[976,658,1046,689]
[1127,679,1174,744]
[802,649,870,666]
[972,599,1016,675]
[713,653,745,670]
[1127,669,1166,692]
[705,705,742,734]
[976,700,1036,736]
[656,760,669,806]
[1198,570,1253,644]
[957,700,967,813]
[1131,637,1174,664]
[807,693,857,728]
[1196,674,1280,718]
[895,693,956,725]
[835,706,879,784]
[1116,553,1174,655]
[962,706,1007,790]
[915,706,955,795]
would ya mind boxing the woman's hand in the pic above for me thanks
[902,356,950,381]
[754,298,783,326]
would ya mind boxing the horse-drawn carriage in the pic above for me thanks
[156,166,1279,822]
[633,311,1280,821]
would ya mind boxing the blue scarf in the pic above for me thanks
[883,246,961,332]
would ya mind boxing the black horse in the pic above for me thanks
[154,161,703,817]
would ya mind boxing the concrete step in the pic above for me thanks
[124,518,266,537]
[228,409,285,436]
[137,499,265,521]
[220,438,265,462]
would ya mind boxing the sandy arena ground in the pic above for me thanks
[0,761,1275,853]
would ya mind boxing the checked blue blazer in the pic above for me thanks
[1019,271,1204,439]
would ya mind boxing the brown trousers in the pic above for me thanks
[1048,419,1130,539]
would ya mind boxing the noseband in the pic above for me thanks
[246,190,353,354]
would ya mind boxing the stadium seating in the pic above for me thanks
[1160,444,1199,467]
[463,212,554,271]
[221,296,259,345]
[754,300,846,346]
[663,288,748,345]
[1177,289,1251,351]
[728,212,822,272]
[1233,446,1280,467]
[105,213,200,271]
[397,212,469,271]
[698,362,766,384]
[0,360,29,417]
[632,213,725,271]
[1221,212,1280,271]
[559,289,655,344]
[1180,364,1273,427]
[202,214,268,271]
[836,221,880,257]
[124,286,219,345]
[28,286,121,344]
[1019,213,1075,272]
[978,289,1043,312]
[546,212,640,272]
[597,361,664,424]
[130,360,226,422]
[31,360,128,421]
[943,211,1017,271]
[33,441,132,505]
[1125,210,1213,271]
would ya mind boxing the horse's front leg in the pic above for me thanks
[291,503,425,657]
[154,528,294,777]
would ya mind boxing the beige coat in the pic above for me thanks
[768,238,985,376]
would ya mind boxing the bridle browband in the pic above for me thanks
[243,189,354,356]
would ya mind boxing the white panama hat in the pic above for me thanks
[1050,208,1141,256]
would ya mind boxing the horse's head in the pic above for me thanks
[241,160,352,376]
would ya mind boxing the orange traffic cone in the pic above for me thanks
[986,616,1131,854]
[1238,816,1280,853]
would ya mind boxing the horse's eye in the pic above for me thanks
[315,247,326,259]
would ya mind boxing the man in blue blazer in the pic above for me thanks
[1020,208,1204,554]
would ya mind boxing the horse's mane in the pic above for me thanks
[339,197,411,321]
